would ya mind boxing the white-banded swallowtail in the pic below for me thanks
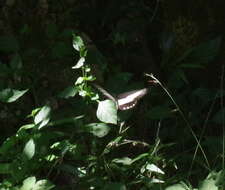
[94,84,148,110]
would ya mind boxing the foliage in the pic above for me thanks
[0,0,225,189]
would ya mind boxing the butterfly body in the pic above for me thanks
[94,84,148,110]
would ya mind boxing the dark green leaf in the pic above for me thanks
[58,86,78,98]
[176,37,221,65]
[212,108,225,124]
[0,136,18,155]
[0,35,19,52]
[0,163,11,174]
[102,183,126,190]
[46,23,58,38]
[146,106,173,120]
[10,53,23,70]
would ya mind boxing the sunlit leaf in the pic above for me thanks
[34,106,51,129]
[145,163,165,174]
[72,57,85,69]
[165,183,190,190]
[97,100,117,124]
[75,77,84,85]
[20,176,36,190]
[199,179,218,190]
[0,88,28,103]
[112,157,132,165]
[23,139,35,160]
[20,176,55,190]
[85,123,111,137]
[72,35,84,51]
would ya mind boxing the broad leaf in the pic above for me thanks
[165,183,190,190]
[85,123,110,137]
[0,35,19,52]
[72,35,84,51]
[23,138,35,160]
[34,106,51,129]
[72,57,85,69]
[58,86,78,98]
[0,88,28,103]
[112,157,132,165]
[0,163,11,174]
[20,176,36,190]
[102,183,126,190]
[96,100,117,124]
[146,106,173,120]
[10,53,23,70]
[199,179,218,190]
[176,37,221,65]
[20,176,55,190]
[144,163,165,174]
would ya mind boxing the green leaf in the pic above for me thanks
[0,35,19,52]
[0,163,11,174]
[175,69,189,84]
[85,123,111,137]
[112,157,132,165]
[72,57,85,69]
[20,177,55,190]
[179,63,204,69]
[51,41,72,59]
[165,183,190,190]
[102,183,126,190]
[0,88,28,103]
[58,86,78,98]
[34,106,51,129]
[96,100,117,124]
[23,138,35,160]
[33,179,55,190]
[0,136,18,155]
[75,77,84,85]
[17,124,36,134]
[176,37,221,65]
[46,23,58,39]
[146,106,173,120]
[199,179,218,190]
[20,176,36,190]
[72,35,84,51]
[10,53,23,70]
[212,108,225,124]
[144,163,165,174]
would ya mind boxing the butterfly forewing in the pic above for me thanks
[94,84,148,111]
[117,88,148,110]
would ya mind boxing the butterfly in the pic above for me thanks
[93,84,148,110]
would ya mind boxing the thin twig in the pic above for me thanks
[145,73,210,172]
